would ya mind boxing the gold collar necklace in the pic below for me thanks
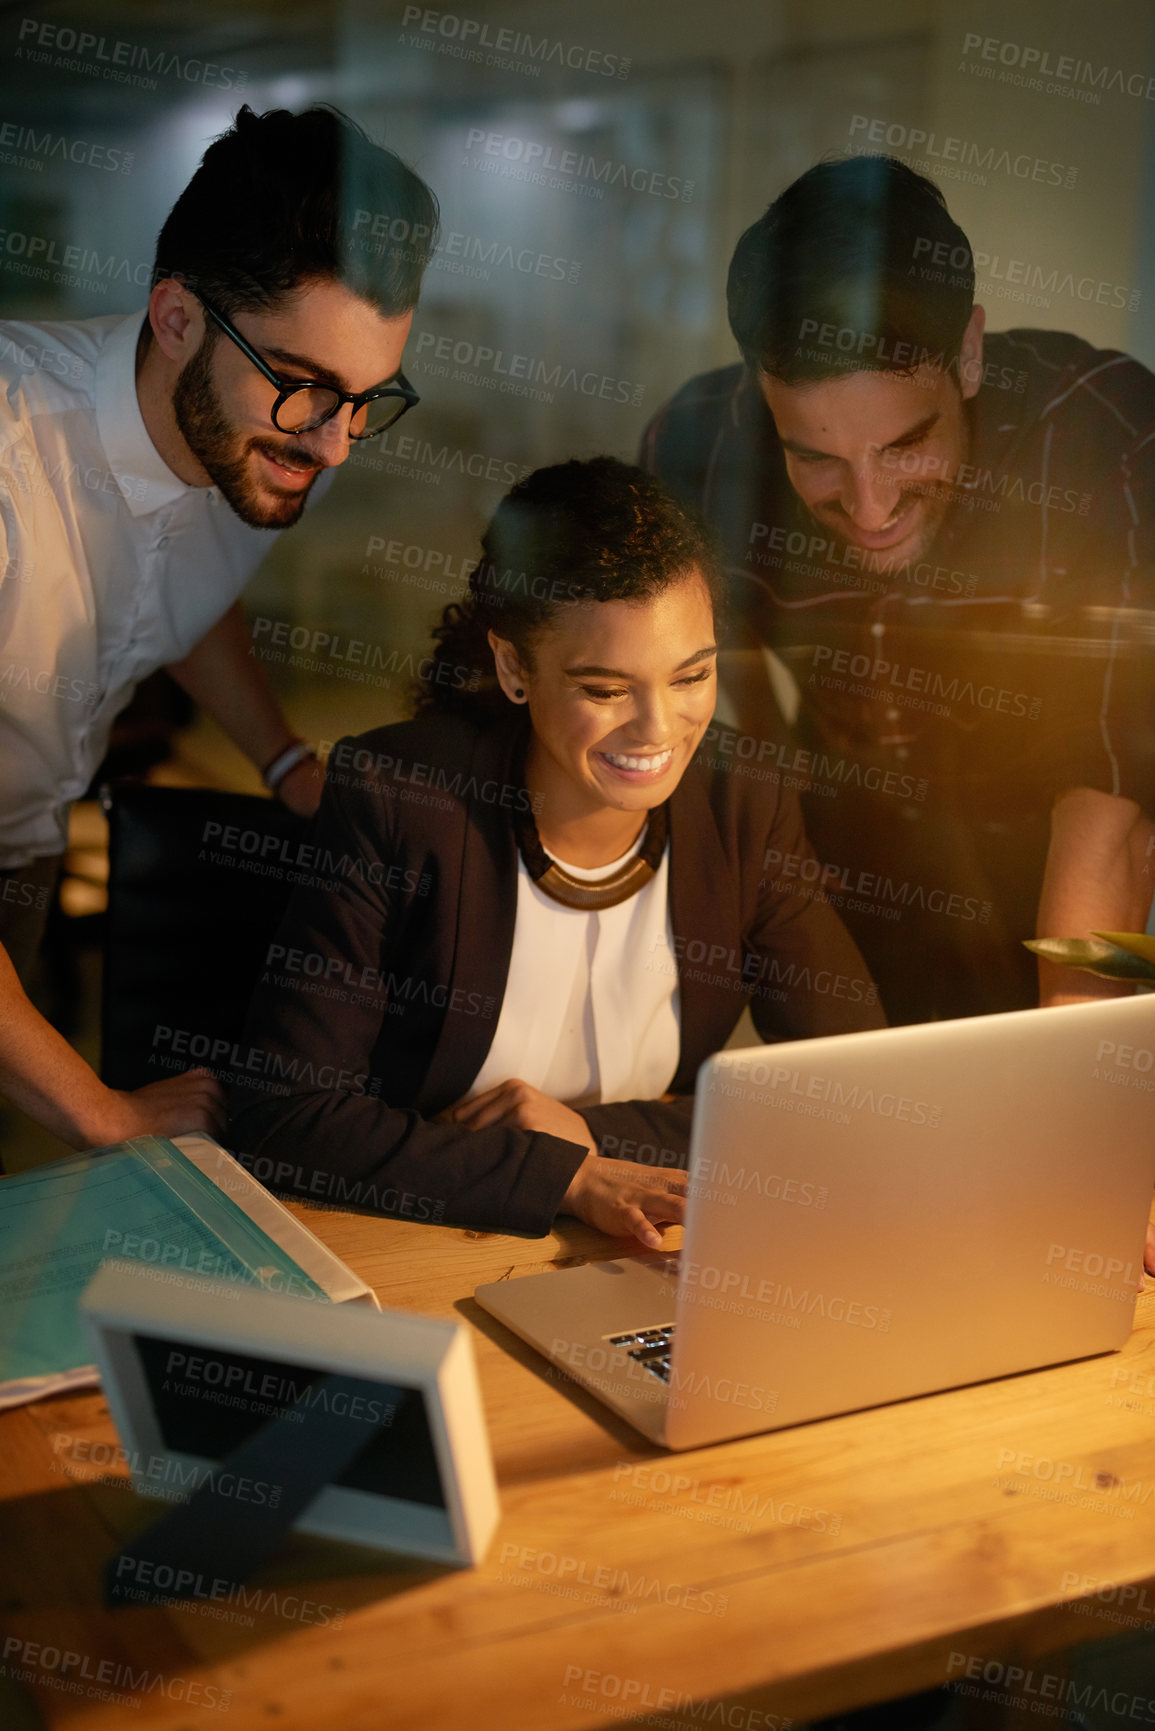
[512,800,669,911]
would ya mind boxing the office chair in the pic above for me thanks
[100,783,310,1092]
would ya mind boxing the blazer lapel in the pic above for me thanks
[413,717,523,1113]
[668,767,747,1090]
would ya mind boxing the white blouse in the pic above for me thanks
[465,833,681,1108]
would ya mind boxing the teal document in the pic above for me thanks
[0,1136,328,1406]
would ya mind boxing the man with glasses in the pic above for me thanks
[0,104,436,1147]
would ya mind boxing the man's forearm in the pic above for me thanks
[165,601,296,771]
[165,602,322,814]
[1036,787,1155,1006]
[0,942,226,1148]
[0,942,128,1146]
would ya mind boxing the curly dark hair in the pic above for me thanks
[414,457,725,718]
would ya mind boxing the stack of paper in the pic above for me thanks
[0,1133,377,1410]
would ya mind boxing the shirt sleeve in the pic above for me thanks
[1066,433,1155,811]
[577,1097,695,1168]
[637,377,719,511]
[226,764,587,1236]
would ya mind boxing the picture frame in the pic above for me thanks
[80,1259,500,1566]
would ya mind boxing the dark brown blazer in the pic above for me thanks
[227,710,884,1235]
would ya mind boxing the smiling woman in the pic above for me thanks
[226,458,886,1242]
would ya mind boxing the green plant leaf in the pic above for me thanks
[1094,931,1155,966]
[1023,937,1155,981]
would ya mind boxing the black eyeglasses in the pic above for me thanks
[194,291,419,440]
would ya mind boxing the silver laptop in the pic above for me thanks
[475,996,1155,1449]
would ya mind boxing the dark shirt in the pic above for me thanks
[642,330,1155,1021]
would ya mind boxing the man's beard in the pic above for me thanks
[805,479,957,569]
[172,337,321,530]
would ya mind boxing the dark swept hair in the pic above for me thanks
[727,155,975,385]
[415,457,724,719]
[152,104,439,318]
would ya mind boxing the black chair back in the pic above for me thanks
[100,783,309,1090]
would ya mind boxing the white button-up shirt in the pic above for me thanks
[0,309,284,867]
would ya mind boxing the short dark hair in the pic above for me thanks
[153,104,439,317]
[727,155,975,384]
[415,457,724,718]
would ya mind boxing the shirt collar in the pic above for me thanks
[95,309,210,518]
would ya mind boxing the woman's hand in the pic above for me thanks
[89,1069,227,1147]
[446,1078,597,1154]
[561,1155,687,1249]
[444,1079,686,1246]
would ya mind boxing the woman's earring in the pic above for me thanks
[514,687,525,701]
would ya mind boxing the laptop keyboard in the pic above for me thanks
[607,1324,676,1383]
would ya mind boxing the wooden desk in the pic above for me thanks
[4,1206,1155,1730]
